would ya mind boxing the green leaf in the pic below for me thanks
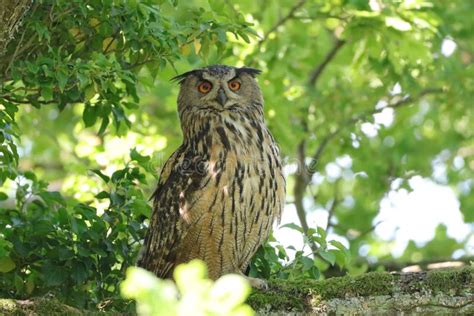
[42,264,67,286]
[309,266,320,279]
[280,223,304,233]
[96,191,110,199]
[41,85,54,101]
[71,262,88,283]
[334,249,349,268]
[208,0,225,13]
[26,274,35,294]
[329,240,348,251]
[38,191,65,206]
[0,192,8,201]
[111,169,127,183]
[300,256,314,271]
[319,250,336,266]
[317,226,327,240]
[57,71,68,92]
[14,274,23,292]
[91,169,110,183]
[0,257,16,273]
[98,116,110,136]
[71,217,88,235]
[23,171,37,181]
[110,192,124,205]
[57,207,70,225]
[130,148,150,163]
[83,104,98,127]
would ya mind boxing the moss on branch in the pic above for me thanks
[0,297,82,315]
[248,266,474,314]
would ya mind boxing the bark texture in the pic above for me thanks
[0,0,32,56]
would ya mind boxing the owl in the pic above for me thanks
[137,65,285,287]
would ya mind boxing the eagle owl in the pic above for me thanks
[138,65,285,286]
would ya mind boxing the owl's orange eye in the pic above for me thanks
[198,81,212,94]
[228,79,241,92]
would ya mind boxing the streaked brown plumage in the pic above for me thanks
[138,65,285,284]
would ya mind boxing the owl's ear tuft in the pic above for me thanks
[237,67,262,78]
[171,70,201,84]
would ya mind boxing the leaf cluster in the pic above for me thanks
[0,151,151,310]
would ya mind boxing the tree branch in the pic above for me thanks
[292,87,443,262]
[292,32,346,259]
[294,141,311,233]
[310,88,444,167]
[325,180,341,230]
[257,0,307,47]
[248,267,474,314]
[1,94,56,105]
[308,38,346,86]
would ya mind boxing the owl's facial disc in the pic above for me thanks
[175,65,262,118]
[201,71,236,108]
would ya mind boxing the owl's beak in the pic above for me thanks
[216,88,228,106]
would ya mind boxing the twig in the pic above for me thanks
[103,29,120,54]
[258,0,307,46]
[310,88,444,169]
[326,180,341,230]
[308,38,346,86]
[1,94,56,104]
[354,221,382,241]
[294,141,311,236]
[4,26,27,75]
[293,14,348,21]
[125,58,157,70]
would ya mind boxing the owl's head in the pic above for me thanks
[173,65,263,122]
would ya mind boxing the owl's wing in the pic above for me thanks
[137,146,204,278]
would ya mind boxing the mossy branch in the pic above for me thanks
[248,267,474,314]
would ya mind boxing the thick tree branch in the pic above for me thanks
[249,267,474,314]
[324,255,473,278]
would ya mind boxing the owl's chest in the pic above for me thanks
[183,119,283,202]
[209,124,282,197]
[207,120,277,172]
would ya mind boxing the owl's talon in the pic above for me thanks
[245,276,269,290]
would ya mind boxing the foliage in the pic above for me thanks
[121,259,254,316]
[0,0,473,312]
[250,225,350,281]
[0,152,150,309]
[0,0,254,180]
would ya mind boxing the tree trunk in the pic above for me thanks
[0,0,32,56]
[248,266,473,314]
